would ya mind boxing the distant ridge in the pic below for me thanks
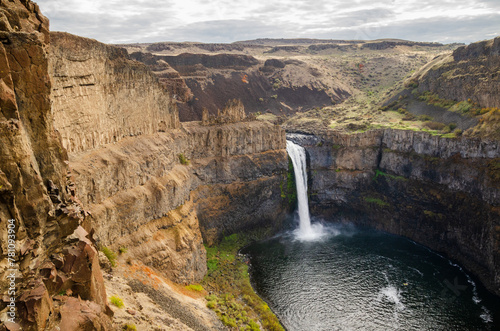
[232,38,453,47]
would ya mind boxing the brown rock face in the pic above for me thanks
[49,32,180,153]
[59,297,113,331]
[0,2,112,330]
[202,98,247,125]
[127,51,194,102]
[67,121,287,283]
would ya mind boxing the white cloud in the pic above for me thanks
[36,0,500,43]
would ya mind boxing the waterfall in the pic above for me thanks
[286,140,325,240]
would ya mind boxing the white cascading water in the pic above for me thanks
[286,140,325,241]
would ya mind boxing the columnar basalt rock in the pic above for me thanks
[49,32,180,153]
[201,98,247,126]
[289,129,500,296]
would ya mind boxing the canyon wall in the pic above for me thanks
[49,32,288,285]
[0,1,112,330]
[69,121,287,283]
[50,32,180,153]
[288,130,500,295]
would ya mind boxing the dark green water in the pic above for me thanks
[243,224,500,331]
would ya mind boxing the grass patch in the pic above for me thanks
[185,284,204,292]
[424,210,444,219]
[101,247,117,267]
[123,324,137,331]
[449,100,473,114]
[178,153,190,165]
[110,295,124,308]
[118,247,128,254]
[364,196,389,207]
[202,232,284,331]
[373,169,406,181]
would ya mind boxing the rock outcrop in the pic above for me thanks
[288,129,500,296]
[0,1,112,330]
[201,98,247,125]
[416,36,500,108]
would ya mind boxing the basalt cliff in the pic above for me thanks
[1,1,500,330]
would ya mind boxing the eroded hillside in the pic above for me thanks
[120,39,457,122]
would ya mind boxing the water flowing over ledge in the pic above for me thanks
[286,140,327,241]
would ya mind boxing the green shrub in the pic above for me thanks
[453,128,463,136]
[101,247,117,267]
[221,316,237,328]
[450,100,473,113]
[123,324,137,331]
[118,247,127,254]
[247,319,261,331]
[364,197,389,207]
[448,123,457,131]
[110,295,124,308]
[186,284,204,292]
[418,91,455,108]
[178,153,190,165]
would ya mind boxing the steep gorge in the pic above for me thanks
[1,1,500,329]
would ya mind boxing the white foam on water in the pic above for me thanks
[480,306,493,324]
[377,286,406,311]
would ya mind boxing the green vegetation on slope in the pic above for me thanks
[202,232,284,331]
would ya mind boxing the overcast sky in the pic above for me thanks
[36,0,500,44]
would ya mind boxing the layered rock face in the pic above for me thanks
[69,121,287,283]
[417,37,500,107]
[49,32,180,153]
[0,1,112,330]
[289,130,500,295]
[49,33,288,284]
